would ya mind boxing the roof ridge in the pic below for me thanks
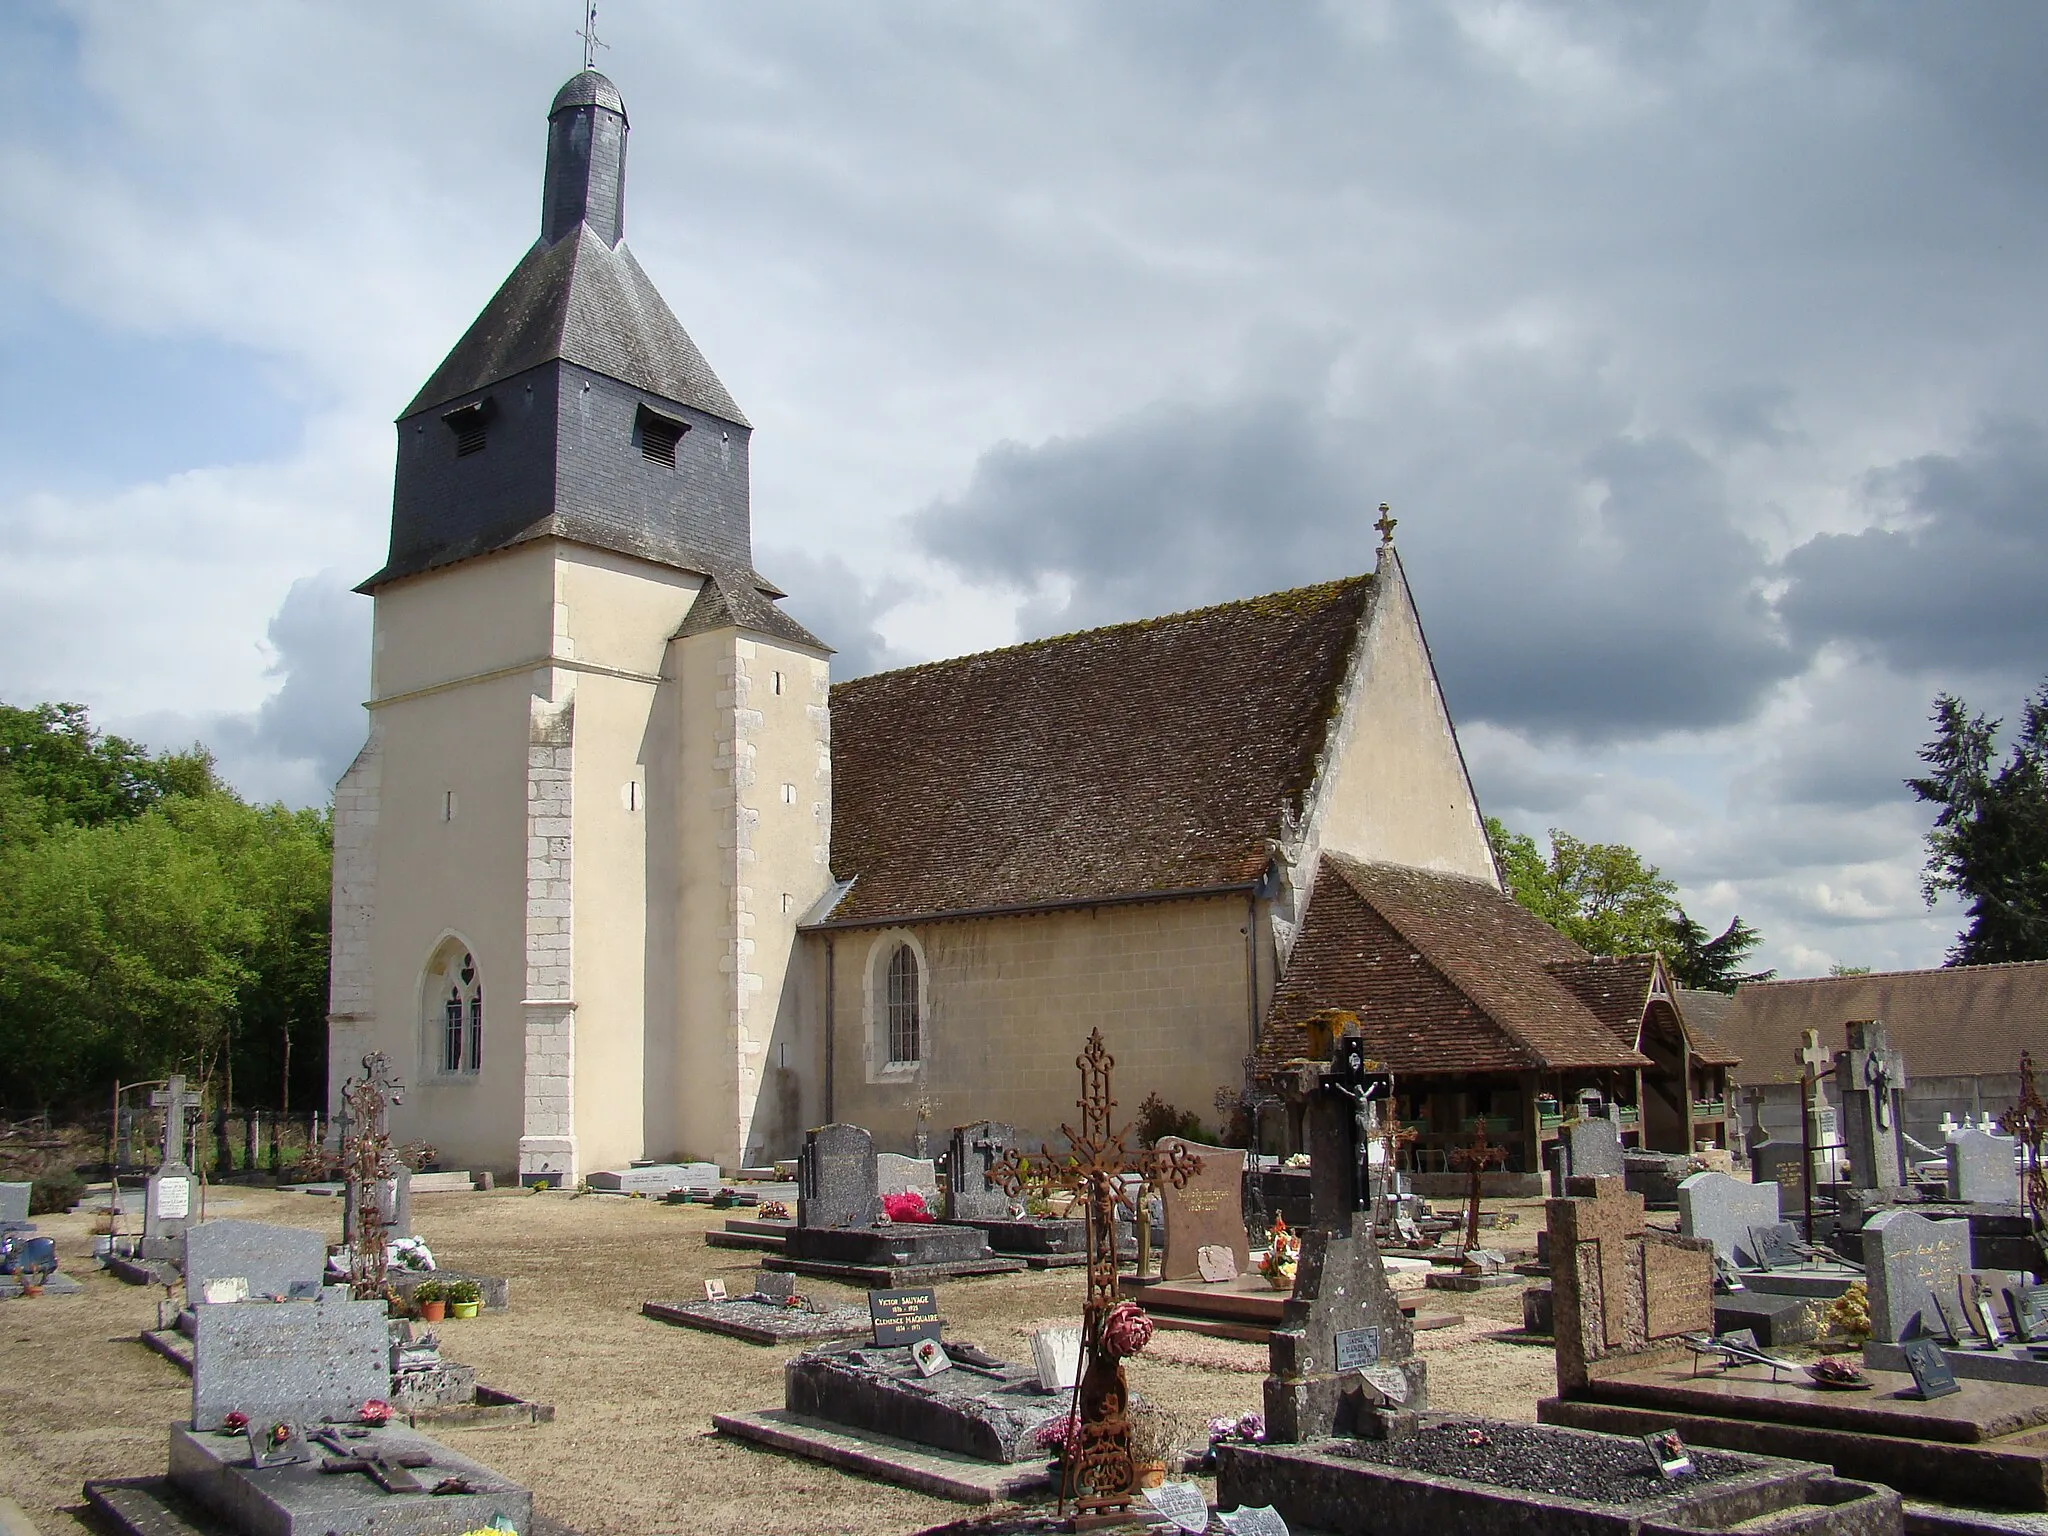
[833,573,1373,693]
[1740,958,2048,990]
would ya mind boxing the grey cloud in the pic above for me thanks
[1780,419,2048,676]
[758,548,916,681]
[913,367,1803,742]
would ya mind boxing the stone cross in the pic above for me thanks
[1796,1029,1831,1080]
[1836,1020,1908,1190]
[151,1075,199,1167]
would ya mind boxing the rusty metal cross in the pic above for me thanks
[1449,1122,1506,1253]
[989,1030,1200,1516]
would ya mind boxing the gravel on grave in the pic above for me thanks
[659,1297,869,1337]
[1334,1420,1752,1504]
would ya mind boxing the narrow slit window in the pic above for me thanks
[468,986,483,1072]
[444,986,464,1072]
[636,403,688,467]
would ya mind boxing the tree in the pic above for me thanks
[1485,817,1679,956]
[1908,681,2048,965]
[1666,910,1775,993]
[0,702,213,834]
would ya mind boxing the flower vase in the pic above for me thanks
[1135,1460,1167,1489]
[450,1301,480,1319]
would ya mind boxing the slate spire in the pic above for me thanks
[542,70,628,248]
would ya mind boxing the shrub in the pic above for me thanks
[29,1170,83,1216]
[1135,1093,1204,1147]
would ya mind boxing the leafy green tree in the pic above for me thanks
[0,702,213,834]
[1485,817,1679,956]
[1908,681,2048,965]
[1666,910,1775,993]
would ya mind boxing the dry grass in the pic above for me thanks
[0,1187,1560,1536]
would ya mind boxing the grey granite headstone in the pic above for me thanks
[0,1183,29,1225]
[341,1169,412,1244]
[1676,1173,1781,1267]
[584,1161,722,1194]
[876,1153,939,1202]
[798,1123,880,1229]
[1947,1129,2019,1205]
[1749,1137,1806,1200]
[184,1220,327,1302]
[1565,1116,1626,1181]
[143,1163,197,1261]
[1864,1208,1972,1343]
[945,1122,1019,1222]
[1837,1019,1909,1191]
[190,1294,390,1431]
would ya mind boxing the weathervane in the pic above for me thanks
[1375,501,1398,545]
[577,0,608,71]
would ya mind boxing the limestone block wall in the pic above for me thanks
[519,687,576,1185]
[820,894,1256,1153]
[325,733,382,1123]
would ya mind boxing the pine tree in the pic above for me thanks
[1908,681,2048,965]
[1666,909,1775,992]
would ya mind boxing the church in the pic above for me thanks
[328,69,1731,1185]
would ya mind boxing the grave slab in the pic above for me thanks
[639,1297,870,1345]
[166,1420,530,1536]
[404,1171,476,1194]
[712,1410,1055,1504]
[761,1253,1027,1288]
[584,1162,721,1195]
[782,1338,1066,1464]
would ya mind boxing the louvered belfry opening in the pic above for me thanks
[443,400,491,458]
[637,403,687,467]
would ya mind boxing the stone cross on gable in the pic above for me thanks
[150,1075,199,1167]
[1836,1019,1908,1190]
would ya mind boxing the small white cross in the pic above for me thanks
[1795,1030,1831,1079]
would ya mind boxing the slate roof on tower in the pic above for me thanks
[814,575,1378,927]
[1254,854,1652,1075]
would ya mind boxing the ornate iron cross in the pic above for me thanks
[1450,1122,1506,1253]
[2001,1050,2048,1242]
[339,1052,406,1297]
[989,1030,1200,1516]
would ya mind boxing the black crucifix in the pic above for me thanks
[1450,1122,1505,1254]
[338,1052,405,1298]
[991,1030,1200,1523]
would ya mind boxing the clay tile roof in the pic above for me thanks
[1546,957,1659,1050]
[819,575,1376,926]
[1703,962,2048,1084]
[1256,854,1651,1076]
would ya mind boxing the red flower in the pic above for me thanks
[881,1191,935,1224]
[358,1399,393,1425]
[221,1411,249,1435]
[1101,1300,1154,1358]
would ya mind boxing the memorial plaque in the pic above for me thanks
[200,1277,249,1305]
[1197,1244,1239,1283]
[1334,1326,1382,1372]
[1143,1482,1213,1535]
[1749,1223,1803,1271]
[1717,1328,1760,1355]
[1156,1137,1246,1281]
[2008,1285,2048,1342]
[1361,1364,1412,1404]
[1031,1325,1082,1391]
[1218,1506,1290,1536]
[704,1278,728,1302]
[868,1286,940,1346]
[1644,1429,1694,1479]
[156,1176,191,1220]
[910,1337,952,1376]
[1901,1336,1960,1400]
[1933,1290,1971,1344]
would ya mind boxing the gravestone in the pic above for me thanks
[1836,1020,1909,1192]
[876,1153,940,1202]
[1549,1176,1715,1392]
[1749,1137,1806,1204]
[585,1161,721,1195]
[1264,1075,1426,1442]
[1157,1137,1251,1282]
[1864,1209,1972,1343]
[143,1075,201,1261]
[189,1294,390,1431]
[0,1182,30,1228]
[183,1220,327,1303]
[1566,1114,1626,1180]
[1948,1129,2019,1206]
[798,1123,881,1229]
[1676,1172,1781,1267]
[1031,1326,1082,1391]
[340,1169,412,1244]
[944,1122,1018,1221]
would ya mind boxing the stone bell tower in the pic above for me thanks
[328,69,833,1183]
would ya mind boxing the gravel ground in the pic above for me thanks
[1334,1419,1751,1503]
[0,1187,1559,1536]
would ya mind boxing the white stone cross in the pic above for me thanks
[1796,1030,1832,1081]
[149,1075,198,1166]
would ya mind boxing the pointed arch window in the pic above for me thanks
[426,944,484,1077]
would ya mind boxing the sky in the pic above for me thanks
[3,2,2044,980]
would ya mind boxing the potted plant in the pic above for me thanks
[445,1278,482,1319]
[1126,1398,1192,1489]
[411,1279,446,1322]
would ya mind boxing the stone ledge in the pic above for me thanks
[712,1409,1055,1505]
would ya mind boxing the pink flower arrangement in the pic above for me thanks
[881,1191,935,1224]
[1032,1411,1081,1459]
[358,1399,393,1426]
[1207,1411,1264,1445]
[1101,1299,1154,1358]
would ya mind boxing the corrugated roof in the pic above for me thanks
[1708,962,2048,1084]
[1257,855,1651,1076]
[403,225,746,425]
[817,575,1376,926]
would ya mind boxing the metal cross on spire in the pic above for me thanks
[577,0,608,71]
